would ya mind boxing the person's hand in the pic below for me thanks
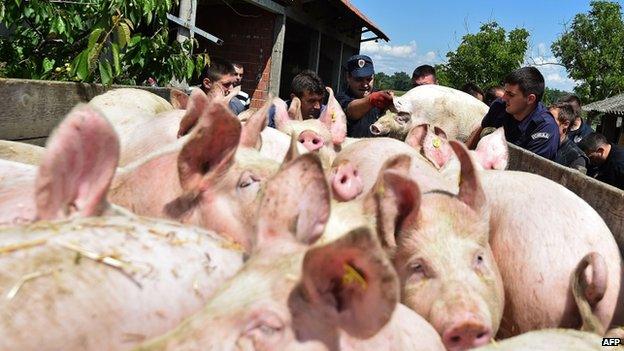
[368,91,394,109]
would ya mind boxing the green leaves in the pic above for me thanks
[436,21,529,90]
[2,0,207,87]
[552,1,624,102]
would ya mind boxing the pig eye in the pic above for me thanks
[238,172,259,189]
[395,113,411,124]
[407,260,428,281]
[473,252,485,269]
[242,311,285,347]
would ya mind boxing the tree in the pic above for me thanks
[390,71,411,91]
[542,87,572,106]
[375,71,392,90]
[435,22,529,91]
[0,0,208,85]
[552,1,624,103]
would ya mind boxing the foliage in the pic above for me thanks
[0,0,209,86]
[552,1,624,103]
[375,71,411,91]
[542,87,572,106]
[435,22,529,91]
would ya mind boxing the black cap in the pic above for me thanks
[345,55,374,78]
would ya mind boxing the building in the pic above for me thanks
[176,0,388,108]
[583,93,624,145]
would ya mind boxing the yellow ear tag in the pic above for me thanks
[331,110,336,123]
[342,263,368,290]
[432,137,441,149]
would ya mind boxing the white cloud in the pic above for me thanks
[360,40,441,75]
[525,42,578,92]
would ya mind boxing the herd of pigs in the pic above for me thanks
[0,84,622,350]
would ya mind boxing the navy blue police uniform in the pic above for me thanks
[482,99,559,160]
[336,54,383,138]
[568,119,594,145]
[595,144,624,190]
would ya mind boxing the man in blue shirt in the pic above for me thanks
[335,55,394,138]
[558,95,593,145]
[481,67,559,160]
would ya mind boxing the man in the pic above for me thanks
[579,133,624,190]
[559,95,593,145]
[480,66,559,160]
[336,55,393,138]
[549,102,588,172]
[232,62,250,110]
[461,82,484,102]
[268,70,326,128]
[199,58,245,115]
[411,64,437,87]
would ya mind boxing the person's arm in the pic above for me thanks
[569,156,587,173]
[523,122,560,161]
[345,91,393,121]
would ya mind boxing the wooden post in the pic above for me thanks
[269,14,286,98]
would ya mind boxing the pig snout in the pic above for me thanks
[442,316,492,351]
[330,162,364,202]
[298,130,324,152]
[369,123,388,136]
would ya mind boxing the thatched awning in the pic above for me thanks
[583,93,624,116]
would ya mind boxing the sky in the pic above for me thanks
[352,0,624,92]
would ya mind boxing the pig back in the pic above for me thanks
[0,215,244,351]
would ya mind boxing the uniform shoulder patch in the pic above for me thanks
[531,132,551,140]
[573,135,583,143]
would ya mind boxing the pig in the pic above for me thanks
[109,93,281,252]
[273,87,348,168]
[404,124,509,171]
[473,253,618,351]
[0,104,122,225]
[0,214,245,351]
[379,141,505,351]
[134,153,445,351]
[477,169,624,337]
[0,140,45,165]
[370,84,488,142]
[331,137,454,200]
[88,88,174,133]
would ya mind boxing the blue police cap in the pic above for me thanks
[345,55,374,78]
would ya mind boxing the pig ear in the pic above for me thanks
[318,87,347,146]
[474,127,509,170]
[406,124,453,169]
[170,89,189,109]
[273,98,293,131]
[288,96,304,121]
[404,123,428,148]
[177,100,240,191]
[365,168,421,250]
[177,88,210,137]
[240,97,271,149]
[282,132,301,164]
[449,141,486,215]
[433,126,448,139]
[256,153,329,247]
[35,104,119,220]
[300,226,399,338]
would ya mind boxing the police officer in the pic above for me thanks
[558,95,594,145]
[549,102,588,172]
[336,55,393,138]
[579,132,624,190]
[480,66,559,160]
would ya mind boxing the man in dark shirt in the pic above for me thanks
[549,103,588,172]
[579,133,624,190]
[267,70,326,128]
[480,67,559,160]
[558,95,593,145]
[335,55,393,138]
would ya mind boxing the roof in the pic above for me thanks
[583,93,624,116]
[337,0,389,41]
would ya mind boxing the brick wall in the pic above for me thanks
[195,3,275,108]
